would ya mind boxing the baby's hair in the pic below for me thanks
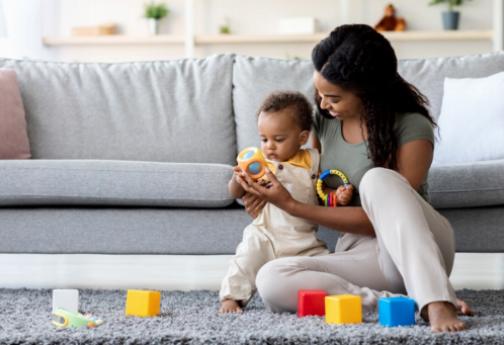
[258,91,313,131]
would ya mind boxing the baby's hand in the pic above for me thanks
[232,166,248,186]
[335,184,354,206]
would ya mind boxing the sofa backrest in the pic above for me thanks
[232,52,504,150]
[0,55,236,164]
[3,52,504,163]
[398,52,504,120]
[233,55,315,151]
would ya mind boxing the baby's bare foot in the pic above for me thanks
[424,301,466,332]
[219,299,242,314]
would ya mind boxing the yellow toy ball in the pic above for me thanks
[237,147,267,180]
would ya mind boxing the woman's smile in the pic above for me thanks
[328,110,341,118]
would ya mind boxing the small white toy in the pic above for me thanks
[52,289,79,314]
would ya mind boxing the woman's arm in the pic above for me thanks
[240,139,434,236]
[395,139,433,190]
[239,169,375,237]
[287,201,375,236]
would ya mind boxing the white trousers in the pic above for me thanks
[256,168,457,314]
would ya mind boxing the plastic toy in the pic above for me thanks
[297,289,327,317]
[316,169,350,207]
[125,289,161,317]
[378,296,416,327]
[325,294,362,324]
[237,147,268,181]
[52,309,103,329]
[52,289,79,313]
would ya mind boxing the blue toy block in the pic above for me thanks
[378,296,416,327]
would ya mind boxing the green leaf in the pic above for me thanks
[428,0,473,9]
[144,2,170,20]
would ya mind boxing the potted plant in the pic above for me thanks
[144,2,170,35]
[218,17,231,35]
[429,0,472,30]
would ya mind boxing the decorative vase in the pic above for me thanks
[148,18,160,35]
[442,11,460,30]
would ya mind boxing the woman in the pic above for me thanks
[236,24,472,332]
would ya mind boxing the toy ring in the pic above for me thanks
[316,169,350,207]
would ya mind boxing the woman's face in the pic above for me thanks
[313,71,364,121]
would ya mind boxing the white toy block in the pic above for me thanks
[52,289,79,313]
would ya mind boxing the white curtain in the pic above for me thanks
[0,0,6,38]
[0,0,57,59]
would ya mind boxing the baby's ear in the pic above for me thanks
[299,130,310,145]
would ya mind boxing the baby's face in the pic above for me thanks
[258,110,308,162]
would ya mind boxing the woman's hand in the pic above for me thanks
[242,193,266,219]
[241,169,295,211]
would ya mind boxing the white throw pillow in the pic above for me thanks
[434,71,504,165]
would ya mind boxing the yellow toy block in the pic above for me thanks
[125,290,161,317]
[325,294,362,324]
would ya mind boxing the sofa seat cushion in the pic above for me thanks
[0,160,233,207]
[428,159,504,209]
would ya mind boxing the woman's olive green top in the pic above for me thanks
[313,112,435,206]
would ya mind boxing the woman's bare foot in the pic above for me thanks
[456,298,474,316]
[423,301,466,332]
[219,299,242,314]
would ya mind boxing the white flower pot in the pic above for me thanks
[148,18,160,35]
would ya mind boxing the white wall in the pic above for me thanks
[0,0,498,61]
[0,0,57,60]
[58,0,186,36]
[56,0,494,35]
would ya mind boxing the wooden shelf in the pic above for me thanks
[197,31,493,44]
[43,30,493,47]
[43,35,185,46]
[195,34,327,44]
[201,31,493,44]
[382,30,493,41]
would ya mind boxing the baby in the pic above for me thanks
[219,91,353,313]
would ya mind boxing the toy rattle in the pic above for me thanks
[237,147,268,181]
[316,169,350,207]
[52,309,104,329]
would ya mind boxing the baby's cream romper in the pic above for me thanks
[219,148,329,305]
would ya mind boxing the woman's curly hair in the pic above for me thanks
[312,24,435,169]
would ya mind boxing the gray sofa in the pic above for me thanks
[0,52,503,259]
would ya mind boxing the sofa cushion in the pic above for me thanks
[398,52,504,120]
[0,207,340,254]
[0,205,500,253]
[0,55,236,165]
[434,71,504,165]
[233,55,315,151]
[0,160,233,207]
[428,159,504,209]
[0,69,31,159]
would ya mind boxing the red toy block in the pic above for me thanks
[297,289,328,317]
